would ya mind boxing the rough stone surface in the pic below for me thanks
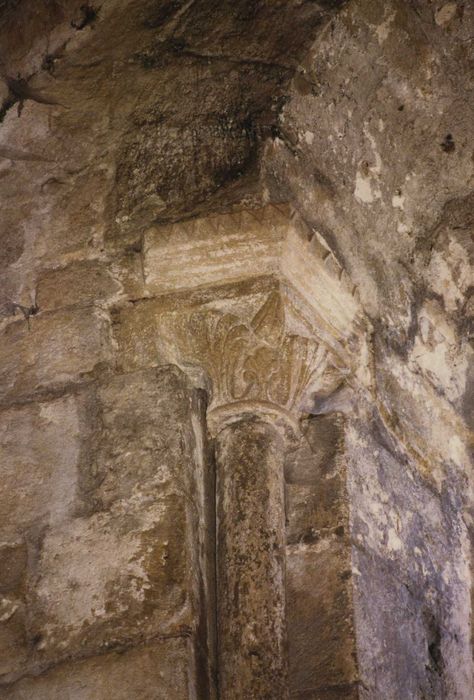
[0,366,214,697]
[0,309,112,403]
[287,541,357,696]
[263,0,473,470]
[31,496,191,659]
[0,639,192,700]
[285,414,347,544]
[0,394,83,539]
[0,0,473,697]
[36,261,122,311]
[347,412,472,699]
[215,417,287,699]
[91,366,203,510]
[285,414,358,698]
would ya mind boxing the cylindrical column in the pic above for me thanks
[215,416,288,699]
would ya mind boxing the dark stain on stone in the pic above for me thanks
[71,4,99,30]
[0,78,21,122]
[441,133,455,153]
[424,611,444,677]
[143,0,182,29]
[31,632,43,647]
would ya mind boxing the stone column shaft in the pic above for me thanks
[215,416,288,700]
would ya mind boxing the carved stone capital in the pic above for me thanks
[157,290,350,436]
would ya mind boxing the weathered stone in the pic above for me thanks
[0,541,28,678]
[286,541,357,697]
[285,414,347,543]
[7,365,217,696]
[0,0,473,696]
[347,413,473,699]
[110,248,147,301]
[286,479,346,546]
[91,365,203,509]
[144,204,288,294]
[0,542,27,595]
[215,417,287,699]
[0,395,83,539]
[352,547,447,700]
[0,598,27,679]
[36,260,121,311]
[0,395,85,677]
[1,638,192,699]
[30,496,192,661]
[35,168,114,265]
[291,686,359,700]
[285,415,345,485]
[0,308,112,402]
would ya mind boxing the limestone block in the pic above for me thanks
[110,248,146,301]
[347,417,468,591]
[0,308,112,402]
[36,261,121,311]
[1,638,191,699]
[290,685,359,700]
[408,298,472,410]
[0,542,27,595]
[30,496,193,662]
[92,366,201,510]
[285,415,345,485]
[286,480,345,545]
[0,599,27,680]
[285,414,347,544]
[286,540,357,696]
[0,394,85,675]
[0,395,83,539]
[143,204,287,294]
[85,367,215,693]
[291,682,362,700]
[347,416,473,698]
[373,351,471,481]
[0,542,28,677]
[352,548,446,700]
[35,168,112,265]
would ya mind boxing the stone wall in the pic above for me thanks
[0,0,473,698]
[0,362,215,698]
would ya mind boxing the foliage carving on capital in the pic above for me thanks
[159,291,348,425]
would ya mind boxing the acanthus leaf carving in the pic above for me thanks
[158,290,349,429]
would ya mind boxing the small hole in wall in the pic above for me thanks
[398,104,405,111]
[424,610,444,677]
[441,133,455,153]
[428,639,443,675]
